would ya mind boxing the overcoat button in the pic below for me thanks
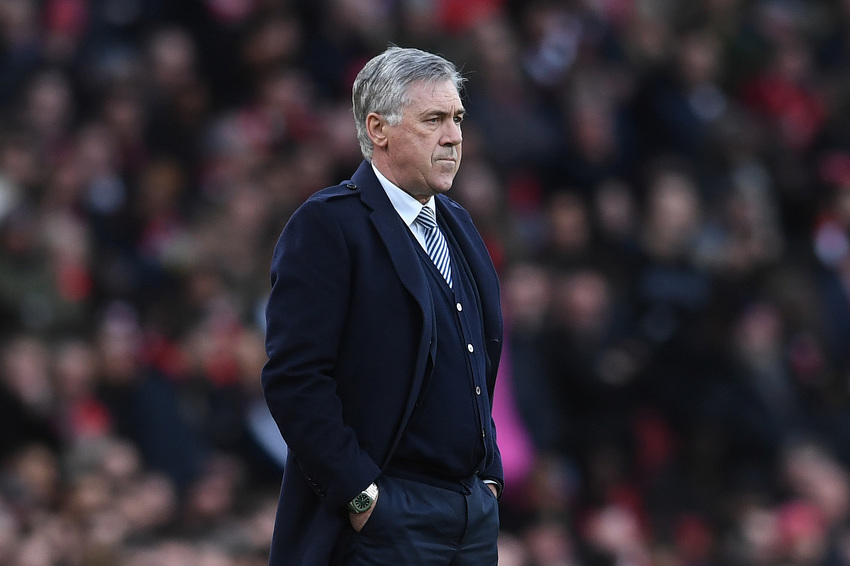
[345,183,357,190]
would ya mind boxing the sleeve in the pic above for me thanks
[261,199,381,510]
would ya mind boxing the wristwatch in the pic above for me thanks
[347,482,378,514]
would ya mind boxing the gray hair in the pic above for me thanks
[352,46,465,160]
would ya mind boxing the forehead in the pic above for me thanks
[404,79,463,113]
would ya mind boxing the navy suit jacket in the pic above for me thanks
[262,161,504,565]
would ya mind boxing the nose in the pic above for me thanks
[441,119,462,146]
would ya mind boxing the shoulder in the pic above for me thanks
[302,160,374,206]
[306,180,362,204]
[280,179,370,242]
[437,193,464,210]
[436,193,473,223]
[290,180,364,222]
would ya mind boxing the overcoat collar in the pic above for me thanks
[351,161,432,320]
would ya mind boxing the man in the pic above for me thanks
[262,46,503,565]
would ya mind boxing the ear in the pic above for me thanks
[366,113,388,149]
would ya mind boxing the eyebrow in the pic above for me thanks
[422,107,466,119]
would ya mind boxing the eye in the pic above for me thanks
[454,115,464,124]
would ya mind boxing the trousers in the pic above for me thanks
[343,474,499,566]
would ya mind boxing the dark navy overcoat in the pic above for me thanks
[261,161,503,565]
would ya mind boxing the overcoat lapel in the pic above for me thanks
[350,162,436,465]
[435,196,500,324]
[436,195,503,397]
[352,162,431,322]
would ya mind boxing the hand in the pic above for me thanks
[486,483,498,498]
[349,492,378,532]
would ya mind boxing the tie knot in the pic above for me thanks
[416,206,438,230]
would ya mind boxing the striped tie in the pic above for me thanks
[416,205,452,288]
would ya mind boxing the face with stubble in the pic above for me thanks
[369,79,464,204]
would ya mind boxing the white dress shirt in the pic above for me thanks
[372,163,434,254]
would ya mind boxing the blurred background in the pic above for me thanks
[3,0,850,564]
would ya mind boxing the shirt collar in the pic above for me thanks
[372,162,434,227]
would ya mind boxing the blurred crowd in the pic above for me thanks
[3,0,850,564]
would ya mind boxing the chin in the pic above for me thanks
[432,175,457,193]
